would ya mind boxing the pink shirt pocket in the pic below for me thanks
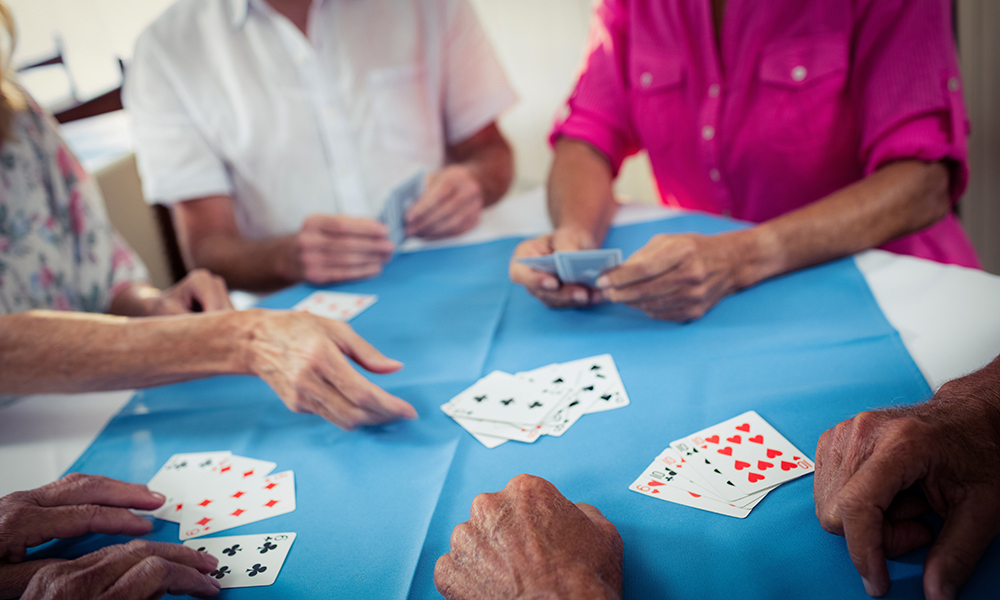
[629,47,689,155]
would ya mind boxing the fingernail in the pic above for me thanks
[595,276,609,288]
[862,577,877,597]
[207,575,222,589]
[151,492,166,502]
[573,290,588,303]
[540,278,558,291]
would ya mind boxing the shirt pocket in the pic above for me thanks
[754,34,850,151]
[629,47,687,153]
[367,64,438,159]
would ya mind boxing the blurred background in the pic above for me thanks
[7,0,998,280]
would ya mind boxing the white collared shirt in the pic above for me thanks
[124,0,516,239]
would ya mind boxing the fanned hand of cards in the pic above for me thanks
[629,411,814,517]
[441,354,630,448]
[378,170,426,246]
[292,290,377,322]
[518,249,623,287]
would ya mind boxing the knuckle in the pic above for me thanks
[124,538,156,556]
[469,491,500,520]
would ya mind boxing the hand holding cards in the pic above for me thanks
[441,354,630,448]
[630,411,814,517]
[518,249,623,287]
[378,170,426,246]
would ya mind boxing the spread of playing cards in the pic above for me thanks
[518,249,623,286]
[292,291,377,322]
[138,452,297,588]
[440,354,630,448]
[629,411,814,518]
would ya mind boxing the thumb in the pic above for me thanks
[923,499,999,600]
[329,324,403,374]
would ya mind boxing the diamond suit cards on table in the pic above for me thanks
[441,354,630,448]
[630,411,814,517]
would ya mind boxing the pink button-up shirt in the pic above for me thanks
[552,0,980,268]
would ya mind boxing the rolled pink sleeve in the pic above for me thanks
[549,0,640,174]
[853,0,969,201]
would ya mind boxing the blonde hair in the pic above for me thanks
[0,0,25,141]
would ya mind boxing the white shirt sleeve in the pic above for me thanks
[124,31,234,205]
[441,0,518,146]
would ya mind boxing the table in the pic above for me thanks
[4,189,1000,599]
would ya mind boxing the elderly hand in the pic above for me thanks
[405,165,484,240]
[435,474,623,600]
[295,215,394,284]
[0,474,165,564]
[596,232,746,322]
[509,227,603,309]
[155,268,232,314]
[19,540,220,600]
[814,358,1000,599]
[243,309,417,430]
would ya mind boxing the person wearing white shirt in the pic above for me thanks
[125,0,516,291]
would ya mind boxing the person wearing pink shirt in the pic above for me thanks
[510,0,980,322]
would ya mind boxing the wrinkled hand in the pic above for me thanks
[435,474,623,600]
[595,232,743,322]
[153,269,232,315]
[20,540,220,600]
[0,474,166,564]
[295,215,394,284]
[406,165,483,240]
[509,227,602,308]
[244,309,416,430]
[814,364,1000,600]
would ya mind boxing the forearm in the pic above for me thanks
[931,353,1000,430]
[730,160,951,289]
[0,310,256,394]
[547,138,618,248]
[449,124,514,207]
[183,232,299,292]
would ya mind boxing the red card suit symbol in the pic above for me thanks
[264,499,280,508]
[198,499,213,507]
[243,470,255,478]
[781,461,798,471]
[231,491,245,498]
[749,435,764,444]
[727,435,742,444]
[705,435,720,444]
[220,466,231,473]
[688,492,701,498]
[647,480,665,487]
[197,517,212,526]
[264,483,277,490]
[718,446,733,456]
[736,423,751,432]
[748,472,765,483]
[767,448,783,458]
[231,509,245,517]
[758,461,774,471]
[175,504,183,512]
[734,460,751,471]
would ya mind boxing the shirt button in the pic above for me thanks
[707,83,720,98]
[709,168,721,182]
[701,125,715,141]
[948,77,959,92]
[640,72,653,88]
[791,66,807,82]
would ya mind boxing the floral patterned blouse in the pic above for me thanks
[0,94,148,314]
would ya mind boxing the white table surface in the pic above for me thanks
[2,187,999,497]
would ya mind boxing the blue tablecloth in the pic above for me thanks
[35,215,999,599]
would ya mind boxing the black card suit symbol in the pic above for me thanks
[726,481,736,487]
[259,541,277,554]
[600,394,612,401]
[196,547,207,553]
[171,461,188,470]
[568,400,580,408]
[552,377,564,384]
[247,564,268,577]
[211,566,230,579]
[590,365,601,371]
[199,459,212,467]
[529,401,543,409]
[474,395,487,402]
[223,544,241,556]
[596,373,606,379]
[500,398,514,406]
[582,385,594,392]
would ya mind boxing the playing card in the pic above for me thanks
[292,291,377,322]
[515,255,558,274]
[138,451,232,523]
[654,447,769,509]
[185,532,296,588]
[378,170,425,245]
[561,354,630,415]
[668,439,753,502]
[453,416,543,443]
[469,431,508,449]
[553,249,623,287]
[441,371,556,426]
[180,471,296,540]
[681,411,814,496]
